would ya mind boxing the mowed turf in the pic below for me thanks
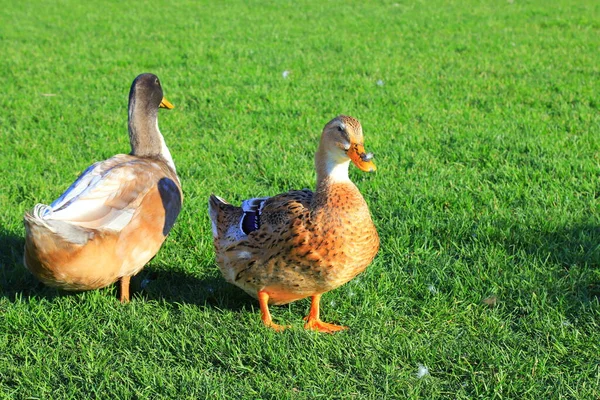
[1,0,599,398]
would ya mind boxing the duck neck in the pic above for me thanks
[316,145,351,183]
[128,100,176,172]
[313,147,356,209]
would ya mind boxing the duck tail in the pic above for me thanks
[23,204,91,287]
[29,204,53,222]
[24,204,92,250]
[208,194,243,240]
[23,204,54,236]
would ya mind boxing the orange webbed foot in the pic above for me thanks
[258,290,290,333]
[262,320,291,332]
[303,294,348,333]
[303,317,348,333]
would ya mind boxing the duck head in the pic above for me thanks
[128,73,173,116]
[315,115,376,183]
[127,73,175,163]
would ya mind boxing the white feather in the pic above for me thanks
[42,159,142,232]
[417,364,430,379]
[238,251,252,259]
[324,159,350,183]
[156,119,176,174]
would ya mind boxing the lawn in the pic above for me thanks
[1,0,599,398]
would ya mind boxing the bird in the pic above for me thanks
[23,73,182,302]
[209,115,379,333]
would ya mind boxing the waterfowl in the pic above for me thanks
[23,73,182,302]
[209,115,379,333]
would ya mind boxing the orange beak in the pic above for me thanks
[159,97,174,109]
[348,143,376,172]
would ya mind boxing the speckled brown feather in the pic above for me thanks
[210,116,379,311]
[212,182,378,305]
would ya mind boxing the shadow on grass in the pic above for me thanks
[507,224,599,270]
[498,222,600,315]
[0,229,49,300]
[0,228,252,312]
[132,266,253,312]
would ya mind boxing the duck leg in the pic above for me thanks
[303,294,348,333]
[258,291,290,332]
[119,276,131,303]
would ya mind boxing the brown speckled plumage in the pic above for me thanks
[209,115,379,332]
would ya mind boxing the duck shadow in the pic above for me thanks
[131,266,253,312]
[1,228,116,302]
[0,229,54,301]
[508,224,598,269]
[497,222,599,314]
[0,227,252,311]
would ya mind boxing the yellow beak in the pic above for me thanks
[348,143,376,172]
[159,97,174,109]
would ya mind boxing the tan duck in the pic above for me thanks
[23,73,182,302]
[209,115,379,333]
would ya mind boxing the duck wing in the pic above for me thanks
[39,154,162,231]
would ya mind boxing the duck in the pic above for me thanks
[23,73,182,302]
[209,115,379,333]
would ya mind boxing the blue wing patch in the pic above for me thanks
[158,177,182,236]
[241,210,260,235]
[240,197,268,235]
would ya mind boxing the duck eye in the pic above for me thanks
[155,78,160,85]
[337,126,344,132]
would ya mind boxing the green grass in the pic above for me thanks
[1,0,599,398]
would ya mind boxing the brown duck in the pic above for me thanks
[23,73,182,302]
[209,115,379,333]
